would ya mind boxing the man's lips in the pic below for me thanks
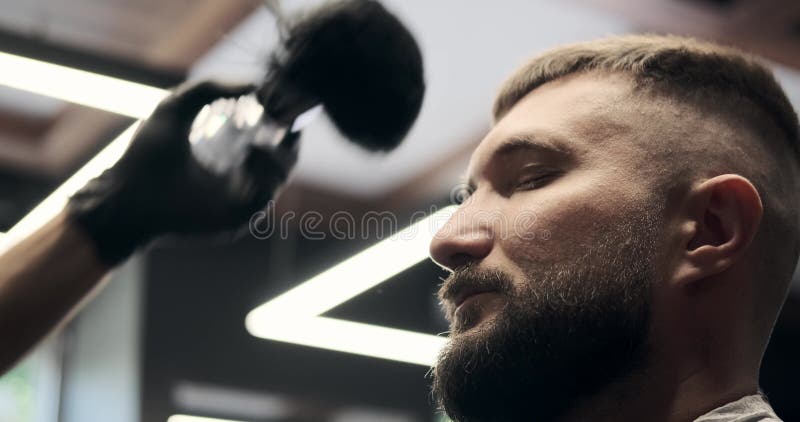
[452,286,499,310]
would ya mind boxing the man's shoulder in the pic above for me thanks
[693,394,782,422]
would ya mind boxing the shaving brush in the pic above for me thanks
[258,0,425,151]
[191,0,424,195]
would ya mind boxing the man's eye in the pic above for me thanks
[514,173,557,191]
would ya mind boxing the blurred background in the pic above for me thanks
[0,0,799,421]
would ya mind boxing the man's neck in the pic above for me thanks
[557,358,758,422]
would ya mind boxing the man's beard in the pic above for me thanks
[431,214,659,422]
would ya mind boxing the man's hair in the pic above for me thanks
[493,35,798,152]
[492,34,800,344]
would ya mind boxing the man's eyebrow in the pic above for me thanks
[492,134,571,159]
[465,134,572,191]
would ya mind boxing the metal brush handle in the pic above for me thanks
[189,93,320,181]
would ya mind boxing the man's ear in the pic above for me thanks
[672,174,763,285]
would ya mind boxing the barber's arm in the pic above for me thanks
[0,81,286,374]
[0,210,109,374]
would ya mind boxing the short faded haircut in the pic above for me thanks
[493,34,798,156]
[492,34,800,340]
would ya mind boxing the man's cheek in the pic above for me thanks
[501,201,617,264]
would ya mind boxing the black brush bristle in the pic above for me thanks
[259,0,425,152]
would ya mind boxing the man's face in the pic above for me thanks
[429,73,668,421]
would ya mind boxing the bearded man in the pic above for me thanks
[429,35,798,422]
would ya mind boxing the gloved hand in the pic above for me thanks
[67,81,295,265]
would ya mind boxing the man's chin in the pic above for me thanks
[432,276,652,422]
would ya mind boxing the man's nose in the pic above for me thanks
[429,207,494,271]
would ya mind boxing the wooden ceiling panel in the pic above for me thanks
[0,0,259,69]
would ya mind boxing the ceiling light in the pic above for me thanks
[167,415,246,422]
[0,51,166,119]
[173,381,290,421]
[245,206,455,367]
[247,316,447,367]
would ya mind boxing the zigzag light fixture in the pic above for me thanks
[245,206,455,366]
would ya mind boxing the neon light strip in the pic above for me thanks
[167,415,246,422]
[0,51,166,119]
[245,206,455,366]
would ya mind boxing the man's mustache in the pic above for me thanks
[438,265,514,320]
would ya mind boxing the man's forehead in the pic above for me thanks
[468,72,638,174]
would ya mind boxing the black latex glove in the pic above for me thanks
[67,81,295,265]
